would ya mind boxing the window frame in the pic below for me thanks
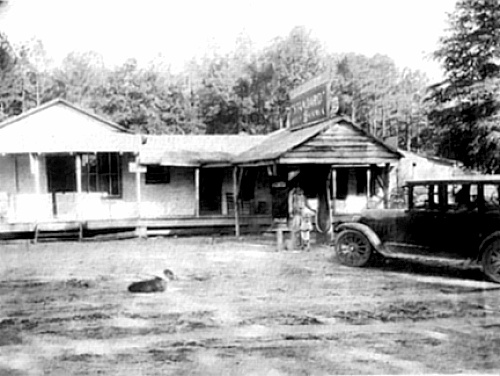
[81,153,122,197]
[145,165,171,185]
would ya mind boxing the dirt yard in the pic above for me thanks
[1,236,500,375]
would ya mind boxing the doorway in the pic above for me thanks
[46,155,77,217]
[199,168,223,215]
[46,155,76,193]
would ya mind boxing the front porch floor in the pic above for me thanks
[0,215,274,241]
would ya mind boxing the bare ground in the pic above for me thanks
[1,236,500,375]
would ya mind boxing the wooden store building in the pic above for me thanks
[0,91,401,240]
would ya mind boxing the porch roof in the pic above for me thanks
[140,135,266,166]
[0,133,142,154]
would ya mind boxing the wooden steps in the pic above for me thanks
[34,222,83,243]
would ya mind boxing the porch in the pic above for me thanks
[0,159,273,240]
[0,214,273,241]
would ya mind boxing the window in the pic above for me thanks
[145,165,170,185]
[355,168,367,195]
[81,153,121,197]
[336,168,348,199]
[447,184,478,210]
[484,184,500,208]
[336,168,368,199]
[411,184,439,210]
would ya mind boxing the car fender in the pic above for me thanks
[335,222,388,255]
[478,231,500,260]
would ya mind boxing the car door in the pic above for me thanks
[393,184,441,255]
[431,183,479,258]
[402,208,441,252]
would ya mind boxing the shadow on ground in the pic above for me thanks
[370,256,487,282]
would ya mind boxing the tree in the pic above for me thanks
[96,59,203,134]
[428,0,500,172]
[195,26,328,134]
[261,26,326,130]
[53,50,106,107]
[334,53,429,150]
[15,39,57,108]
[193,33,258,134]
[0,32,19,119]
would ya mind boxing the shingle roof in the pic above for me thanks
[0,99,401,166]
[140,134,267,166]
[234,120,330,165]
[234,116,401,165]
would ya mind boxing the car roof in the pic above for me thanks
[406,175,500,185]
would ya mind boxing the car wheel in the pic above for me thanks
[482,240,500,283]
[335,230,373,267]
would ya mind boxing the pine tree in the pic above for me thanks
[429,0,500,172]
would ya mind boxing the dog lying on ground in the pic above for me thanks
[127,269,175,293]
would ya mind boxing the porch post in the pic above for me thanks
[366,167,371,200]
[75,154,82,193]
[135,154,142,217]
[14,156,20,193]
[194,168,200,217]
[233,166,240,237]
[383,163,390,208]
[331,167,336,215]
[30,153,41,195]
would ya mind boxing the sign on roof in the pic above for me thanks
[289,84,329,128]
[288,72,334,129]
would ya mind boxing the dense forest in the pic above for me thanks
[0,26,430,151]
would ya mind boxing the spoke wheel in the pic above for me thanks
[335,230,373,267]
[482,240,500,283]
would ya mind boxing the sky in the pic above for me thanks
[0,0,457,81]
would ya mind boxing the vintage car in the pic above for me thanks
[334,176,500,283]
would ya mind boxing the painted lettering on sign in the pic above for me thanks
[289,84,328,128]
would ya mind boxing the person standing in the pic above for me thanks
[288,186,316,250]
[300,206,314,251]
[288,187,305,250]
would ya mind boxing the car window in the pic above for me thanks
[447,183,478,211]
[484,184,500,208]
[412,185,438,210]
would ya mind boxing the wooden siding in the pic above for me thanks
[281,122,398,165]
[138,166,196,217]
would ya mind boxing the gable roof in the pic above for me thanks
[0,98,130,133]
[0,99,141,153]
[234,121,329,165]
[234,117,402,166]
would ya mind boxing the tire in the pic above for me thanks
[482,240,500,283]
[335,230,373,267]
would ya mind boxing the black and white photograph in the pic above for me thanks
[1,0,500,374]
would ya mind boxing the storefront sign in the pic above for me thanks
[289,84,329,128]
[288,72,334,128]
[129,162,146,173]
